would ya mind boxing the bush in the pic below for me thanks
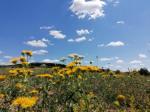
[139,68,150,76]
[115,70,121,74]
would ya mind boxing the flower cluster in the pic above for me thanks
[12,96,38,108]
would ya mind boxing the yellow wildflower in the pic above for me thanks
[66,70,74,76]
[26,50,33,57]
[0,75,6,81]
[12,96,38,108]
[11,58,18,64]
[117,95,126,103]
[21,50,33,57]
[9,70,18,76]
[0,93,5,99]
[67,62,76,68]
[78,75,82,79]
[30,89,39,94]
[19,56,26,62]
[59,74,65,78]
[36,74,53,78]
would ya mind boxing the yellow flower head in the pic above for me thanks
[66,70,74,76]
[78,75,82,79]
[0,93,5,99]
[9,70,18,76]
[0,75,6,81]
[19,56,26,63]
[12,96,38,108]
[11,58,18,64]
[36,74,53,78]
[67,62,76,68]
[30,89,39,94]
[21,50,33,57]
[117,95,126,103]
[26,69,33,75]
[59,74,65,78]
[26,50,33,57]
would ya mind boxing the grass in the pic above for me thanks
[0,66,150,112]
[0,50,150,112]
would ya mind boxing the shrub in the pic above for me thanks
[139,68,150,76]
[115,70,121,74]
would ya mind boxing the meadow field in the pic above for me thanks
[0,50,150,112]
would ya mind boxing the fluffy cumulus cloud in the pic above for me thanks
[68,29,93,43]
[98,41,125,47]
[106,41,125,47]
[68,36,87,43]
[49,30,66,39]
[75,36,87,42]
[25,38,52,48]
[70,0,106,20]
[76,29,91,36]
[139,54,147,59]
[33,50,48,55]
[42,59,60,63]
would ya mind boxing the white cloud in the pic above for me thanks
[33,50,48,55]
[42,38,49,42]
[68,39,75,42]
[116,59,124,64]
[106,41,125,47]
[76,29,91,36]
[49,30,66,39]
[40,26,53,30]
[68,36,87,42]
[116,21,125,24]
[139,54,147,59]
[70,0,106,20]
[130,60,142,64]
[75,36,86,42]
[42,59,60,63]
[26,40,47,47]
[98,41,125,47]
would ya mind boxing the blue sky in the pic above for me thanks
[0,0,150,71]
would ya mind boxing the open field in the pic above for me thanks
[0,59,150,112]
